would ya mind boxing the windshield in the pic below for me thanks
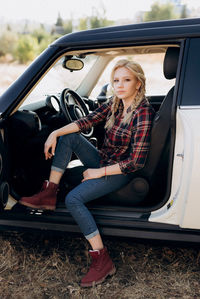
[21,54,98,106]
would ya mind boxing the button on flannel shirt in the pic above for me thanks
[74,98,155,175]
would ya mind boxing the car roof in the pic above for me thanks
[52,18,200,48]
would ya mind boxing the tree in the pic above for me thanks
[90,15,102,29]
[37,37,52,53]
[6,24,12,31]
[78,18,88,31]
[31,25,53,54]
[0,30,18,57]
[143,2,178,22]
[56,12,63,27]
[32,25,50,44]
[63,20,73,34]
[14,35,38,64]
[89,16,114,29]
[88,7,114,29]
[180,4,188,19]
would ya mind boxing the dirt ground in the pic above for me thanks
[0,62,27,95]
[0,231,199,299]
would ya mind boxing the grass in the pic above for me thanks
[0,232,199,298]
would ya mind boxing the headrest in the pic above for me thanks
[163,47,180,79]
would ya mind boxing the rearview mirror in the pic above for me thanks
[63,58,84,71]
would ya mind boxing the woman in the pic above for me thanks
[19,59,155,287]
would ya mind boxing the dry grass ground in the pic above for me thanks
[0,231,199,299]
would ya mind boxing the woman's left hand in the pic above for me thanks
[82,168,104,182]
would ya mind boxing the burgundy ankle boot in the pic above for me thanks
[81,247,116,287]
[19,181,58,210]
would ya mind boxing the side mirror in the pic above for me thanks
[63,58,84,71]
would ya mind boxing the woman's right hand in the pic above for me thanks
[44,131,58,160]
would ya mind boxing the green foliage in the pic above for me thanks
[6,24,12,31]
[78,18,88,31]
[0,7,114,64]
[77,6,114,31]
[78,15,114,31]
[63,20,73,34]
[180,5,188,19]
[14,35,39,64]
[32,25,53,54]
[37,36,53,54]
[32,26,49,44]
[90,17,114,29]
[56,12,63,26]
[0,30,18,57]
[144,1,178,22]
[90,15,101,29]
[89,7,114,29]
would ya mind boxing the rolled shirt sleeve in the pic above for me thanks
[118,106,155,174]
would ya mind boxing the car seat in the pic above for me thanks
[100,46,180,206]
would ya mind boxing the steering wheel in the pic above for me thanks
[60,88,93,138]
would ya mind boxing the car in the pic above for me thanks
[0,17,199,243]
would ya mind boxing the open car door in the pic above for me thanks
[0,129,10,210]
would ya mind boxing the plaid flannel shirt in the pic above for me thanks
[74,98,155,175]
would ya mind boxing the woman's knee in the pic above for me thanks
[65,191,80,211]
[59,132,79,145]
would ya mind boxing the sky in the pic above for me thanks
[0,0,199,24]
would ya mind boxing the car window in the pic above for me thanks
[91,53,175,99]
[21,55,98,106]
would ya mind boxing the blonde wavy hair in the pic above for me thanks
[105,59,146,129]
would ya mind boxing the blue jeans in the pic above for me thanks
[52,133,132,240]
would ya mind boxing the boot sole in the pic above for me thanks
[18,200,56,211]
[80,265,116,288]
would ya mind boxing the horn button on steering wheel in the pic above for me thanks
[74,105,84,118]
